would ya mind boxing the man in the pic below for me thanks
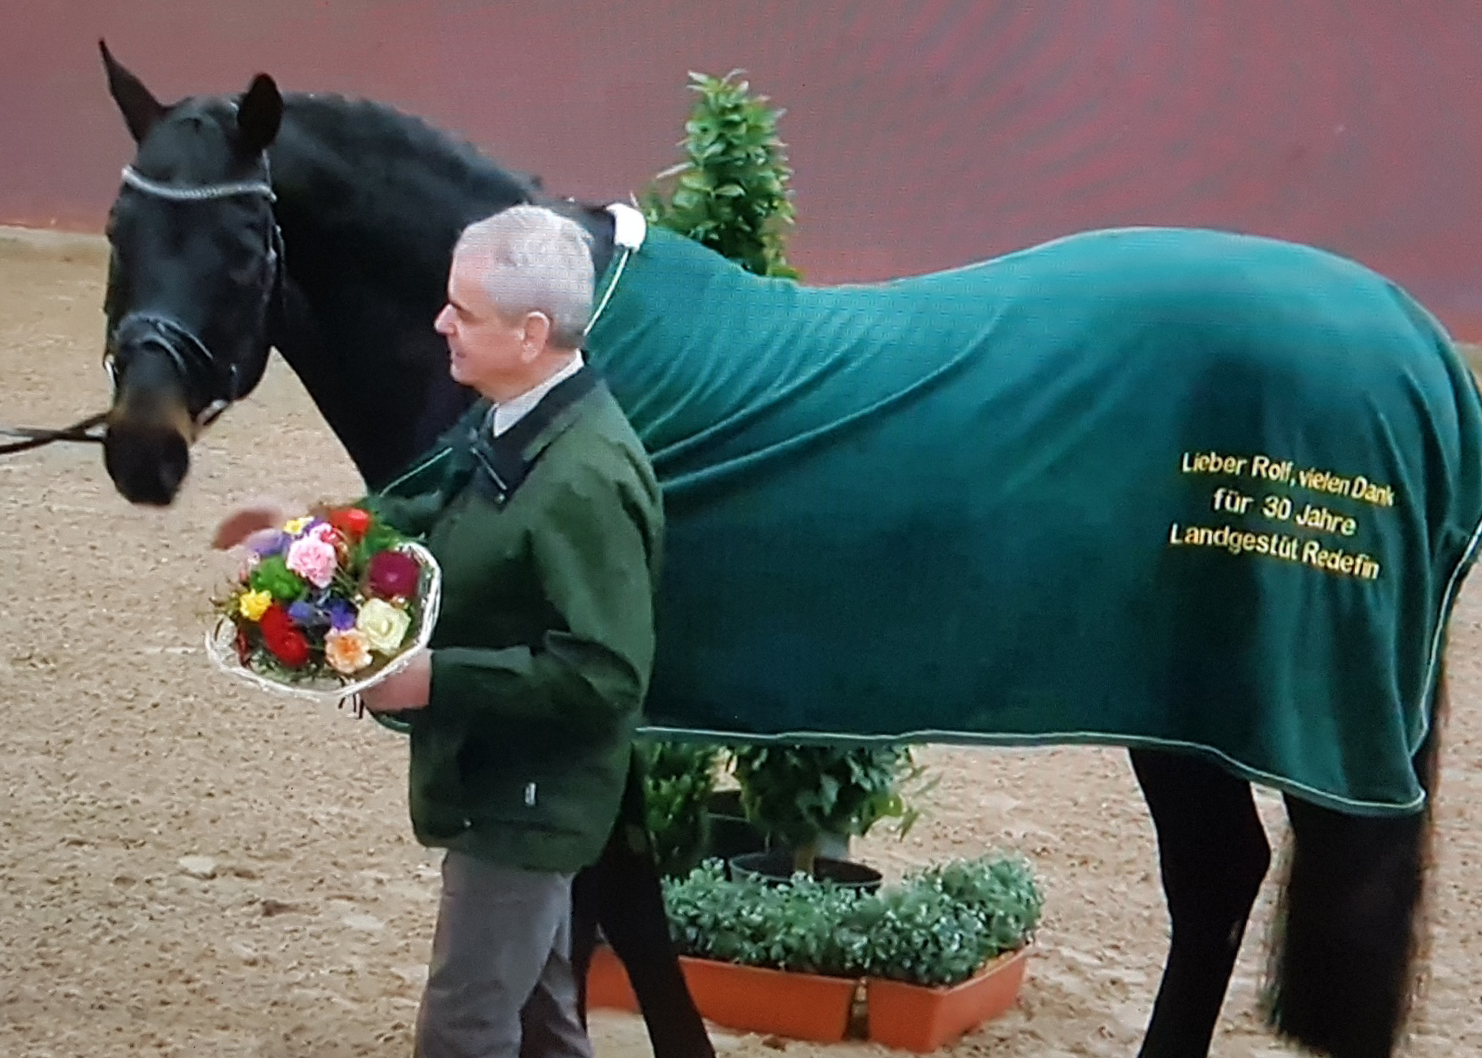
[217,204,664,1057]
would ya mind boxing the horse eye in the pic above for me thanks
[227,260,262,287]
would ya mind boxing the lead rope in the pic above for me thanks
[0,412,109,457]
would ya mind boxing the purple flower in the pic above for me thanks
[248,530,289,558]
[326,598,358,631]
[287,600,321,627]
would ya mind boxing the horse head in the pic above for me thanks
[99,41,284,505]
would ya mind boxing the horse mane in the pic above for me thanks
[271,92,542,255]
[286,92,538,191]
[256,91,573,488]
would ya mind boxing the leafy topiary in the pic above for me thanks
[641,70,799,280]
[639,70,931,879]
[729,744,932,874]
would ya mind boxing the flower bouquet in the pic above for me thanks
[205,505,441,704]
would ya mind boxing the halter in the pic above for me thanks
[120,165,277,203]
[105,161,284,430]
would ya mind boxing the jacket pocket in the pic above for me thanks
[409,712,473,839]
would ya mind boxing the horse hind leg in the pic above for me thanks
[1130,748,1271,1058]
[1263,795,1429,1058]
[1263,668,1447,1058]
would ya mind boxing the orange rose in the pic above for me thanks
[324,628,372,675]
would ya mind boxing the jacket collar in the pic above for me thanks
[468,365,601,505]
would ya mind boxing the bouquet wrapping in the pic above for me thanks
[206,505,440,704]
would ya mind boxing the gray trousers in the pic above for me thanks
[414,851,593,1058]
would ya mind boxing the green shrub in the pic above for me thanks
[660,852,1043,986]
[662,860,867,977]
[840,882,993,986]
[910,852,1045,956]
[855,854,1044,985]
[638,739,723,878]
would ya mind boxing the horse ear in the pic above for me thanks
[237,74,283,156]
[100,39,166,143]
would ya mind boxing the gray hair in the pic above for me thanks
[456,205,595,349]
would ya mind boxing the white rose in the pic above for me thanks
[356,597,412,654]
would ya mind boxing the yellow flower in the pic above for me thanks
[282,516,312,535]
[325,628,372,674]
[356,597,412,653]
[238,589,273,621]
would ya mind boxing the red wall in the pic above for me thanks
[7,1,1482,337]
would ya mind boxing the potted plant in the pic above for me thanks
[727,744,930,885]
[597,851,1044,1044]
[857,854,1044,1051]
[659,860,867,1041]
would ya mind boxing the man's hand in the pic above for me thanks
[213,503,288,550]
[361,652,433,713]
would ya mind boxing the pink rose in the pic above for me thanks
[286,534,339,589]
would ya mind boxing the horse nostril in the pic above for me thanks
[157,458,184,497]
[104,423,192,506]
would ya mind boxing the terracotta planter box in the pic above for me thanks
[865,946,1031,1051]
[585,943,638,1012]
[584,944,858,1042]
[681,956,858,1042]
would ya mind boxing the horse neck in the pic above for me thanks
[261,98,617,491]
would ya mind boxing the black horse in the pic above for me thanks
[94,45,1468,1058]
[96,44,711,1058]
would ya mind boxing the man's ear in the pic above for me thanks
[520,311,552,361]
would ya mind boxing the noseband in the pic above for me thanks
[106,163,284,430]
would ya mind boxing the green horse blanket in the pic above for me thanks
[582,219,1482,815]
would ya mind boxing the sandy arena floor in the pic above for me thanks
[1,228,1479,1057]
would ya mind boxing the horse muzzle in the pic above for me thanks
[103,327,202,505]
[103,414,192,506]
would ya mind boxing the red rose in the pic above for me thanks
[329,506,373,538]
[258,603,311,668]
[365,550,420,600]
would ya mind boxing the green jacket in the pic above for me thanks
[367,370,663,873]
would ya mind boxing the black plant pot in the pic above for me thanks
[702,789,769,863]
[728,848,883,893]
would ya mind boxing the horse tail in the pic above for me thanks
[1261,660,1449,1058]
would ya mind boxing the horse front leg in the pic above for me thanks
[1129,748,1271,1058]
[574,756,715,1058]
[589,820,715,1058]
